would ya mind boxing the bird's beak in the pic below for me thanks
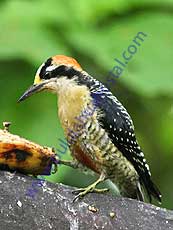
[18,81,47,103]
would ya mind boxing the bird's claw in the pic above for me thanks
[72,186,109,202]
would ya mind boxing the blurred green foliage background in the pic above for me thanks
[0,0,172,209]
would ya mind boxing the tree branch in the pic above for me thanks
[0,171,173,230]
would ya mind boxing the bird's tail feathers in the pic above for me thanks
[136,181,145,202]
[141,176,162,203]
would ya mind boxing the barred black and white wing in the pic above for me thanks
[90,84,161,203]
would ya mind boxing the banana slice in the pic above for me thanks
[0,122,58,175]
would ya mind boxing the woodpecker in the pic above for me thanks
[18,55,161,203]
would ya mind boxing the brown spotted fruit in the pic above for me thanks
[0,122,58,175]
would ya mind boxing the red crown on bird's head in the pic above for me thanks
[52,55,82,71]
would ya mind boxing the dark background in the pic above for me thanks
[0,0,172,209]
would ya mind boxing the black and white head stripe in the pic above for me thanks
[37,60,87,82]
[36,58,107,93]
[38,58,52,79]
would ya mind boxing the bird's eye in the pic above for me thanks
[44,72,51,79]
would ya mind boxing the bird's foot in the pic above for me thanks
[72,184,109,202]
[58,159,79,169]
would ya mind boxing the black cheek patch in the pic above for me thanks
[51,65,80,79]
[40,64,83,80]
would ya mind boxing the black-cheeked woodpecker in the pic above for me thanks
[18,55,161,203]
